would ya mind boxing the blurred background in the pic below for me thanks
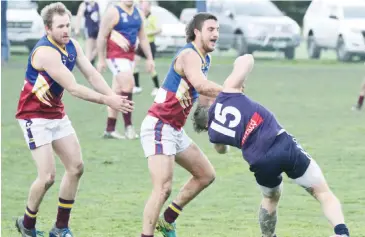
[2,0,365,62]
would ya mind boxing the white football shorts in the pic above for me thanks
[140,115,192,158]
[18,115,75,150]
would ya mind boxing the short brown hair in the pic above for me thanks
[40,2,72,29]
[186,12,217,43]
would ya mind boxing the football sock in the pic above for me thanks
[23,206,37,229]
[56,198,74,229]
[334,224,349,236]
[106,117,117,132]
[152,71,159,88]
[357,95,364,108]
[134,72,140,87]
[163,202,182,224]
[121,92,133,127]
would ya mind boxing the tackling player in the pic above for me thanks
[193,55,350,237]
[14,3,133,237]
[97,0,155,139]
[139,13,222,237]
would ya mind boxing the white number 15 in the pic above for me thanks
[210,103,241,137]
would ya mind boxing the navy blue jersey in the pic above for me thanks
[84,1,100,30]
[208,92,283,165]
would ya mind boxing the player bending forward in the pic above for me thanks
[193,55,350,237]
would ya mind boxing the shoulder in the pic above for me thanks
[70,38,81,49]
[178,48,202,66]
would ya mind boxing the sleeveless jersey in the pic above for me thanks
[107,5,142,60]
[16,35,77,119]
[148,42,211,130]
[84,1,100,30]
[208,92,283,165]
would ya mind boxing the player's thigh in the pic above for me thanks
[175,132,215,180]
[18,119,56,177]
[293,158,327,191]
[148,154,175,189]
[18,118,54,150]
[52,134,83,173]
[258,182,283,200]
[30,144,57,180]
[51,117,82,172]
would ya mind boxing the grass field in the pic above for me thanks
[1,54,365,237]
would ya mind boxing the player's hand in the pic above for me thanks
[145,59,155,73]
[119,38,130,51]
[105,95,134,113]
[97,59,107,73]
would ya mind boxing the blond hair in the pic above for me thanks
[40,2,72,29]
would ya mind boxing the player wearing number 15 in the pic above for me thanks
[193,55,350,237]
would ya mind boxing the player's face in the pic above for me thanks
[47,14,71,46]
[121,0,134,7]
[199,19,219,53]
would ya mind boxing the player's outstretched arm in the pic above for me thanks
[34,47,133,113]
[223,54,254,93]
[73,39,115,96]
[180,50,222,98]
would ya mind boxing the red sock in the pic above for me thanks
[23,206,37,229]
[106,117,117,132]
[121,92,133,127]
[358,95,364,107]
[56,198,74,229]
[163,202,182,224]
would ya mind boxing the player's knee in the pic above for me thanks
[200,168,216,187]
[67,161,84,178]
[39,172,56,190]
[262,183,282,202]
[154,183,173,201]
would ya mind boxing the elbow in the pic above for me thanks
[66,84,79,97]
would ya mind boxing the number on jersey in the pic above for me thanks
[210,103,241,137]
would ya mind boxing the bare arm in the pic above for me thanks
[75,2,85,34]
[97,6,118,61]
[138,21,153,60]
[72,39,114,96]
[223,54,255,93]
[34,47,108,104]
[198,95,214,107]
[179,50,222,98]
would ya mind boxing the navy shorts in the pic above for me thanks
[84,26,99,39]
[249,132,311,188]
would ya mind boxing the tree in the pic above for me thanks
[157,0,195,18]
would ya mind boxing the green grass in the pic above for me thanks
[2,54,365,237]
